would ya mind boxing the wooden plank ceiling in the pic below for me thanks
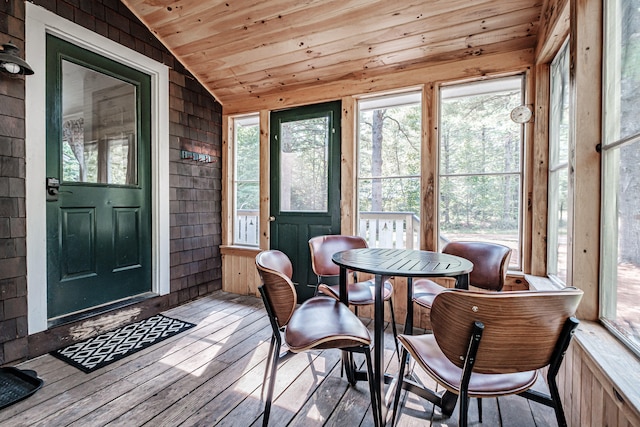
[122,0,542,110]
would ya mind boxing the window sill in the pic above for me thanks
[524,274,565,291]
[525,274,640,421]
[220,245,261,257]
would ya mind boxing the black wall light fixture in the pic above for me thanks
[0,42,34,76]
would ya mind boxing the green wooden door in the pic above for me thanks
[45,35,152,320]
[270,101,341,301]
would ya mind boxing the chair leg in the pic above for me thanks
[403,308,411,335]
[477,397,483,423]
[364,346,381,427]
[458,322,484,427]
[391,348,409,427]
[459,392,469,427]
[346,351,357,386]
[261,334,276,400]
[387,297,400,360]
[263,337,281,427]
[544,317,578,427]
[548,376,568,427]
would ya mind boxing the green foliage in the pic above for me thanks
[62,140,80,182]
[355,85,523,238]
[440,90,521,234]
[358,104,421,214]
[280,117,329,211]
[235,123,260,210]
[236,124,260,181]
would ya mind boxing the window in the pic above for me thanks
[278,115,330,212]
[548,41,570,284]
[61,60,138,186]
[601,0,640,355]
[232,115,260,246]
[357,92,421,248]
[439,77,524,269]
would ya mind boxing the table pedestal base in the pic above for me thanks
[400,378,458,416]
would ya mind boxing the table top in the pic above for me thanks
[332,248,473,278]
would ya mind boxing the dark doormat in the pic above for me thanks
[50,314,196,373]
[0,367,44,410]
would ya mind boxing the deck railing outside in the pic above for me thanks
[359,211,420,249]
[235,209,259,246]
[235,210,420,249]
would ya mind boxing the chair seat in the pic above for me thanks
[318,279,394,305]
[412,278,445,309]
[285,297,372,352]
[398,334,538,397]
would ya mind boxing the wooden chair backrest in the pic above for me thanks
[308,235,367,277]
[430,288,583,374]
[255,250,297,329]
[443,241,512,291]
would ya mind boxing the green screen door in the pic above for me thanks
[270,101,342,301]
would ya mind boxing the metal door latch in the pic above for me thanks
[46,177,60,196]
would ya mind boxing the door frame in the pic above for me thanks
[269,101,342,301]
[25,4,170,334]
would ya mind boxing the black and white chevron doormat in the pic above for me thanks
[51,314,196,373]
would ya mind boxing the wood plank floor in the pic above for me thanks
[0,291,559,426]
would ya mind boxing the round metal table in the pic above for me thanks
[332,248,473,426]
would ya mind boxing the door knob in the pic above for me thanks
[269,216,276,222]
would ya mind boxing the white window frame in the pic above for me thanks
[547,39,571,285]
[600,0,640,356]
[438,76,525,270]
[231,115,260,247]
[356,90,422,249]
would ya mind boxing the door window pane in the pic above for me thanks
[279,117,329,212]
[62,60,137,185]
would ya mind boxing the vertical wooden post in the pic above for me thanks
[259,109,270,250]
[423,83,437,251]
[221,114,232,246]
[569,0,602,320]
[341,96,356,235]
[522,67,537,274]
[531,64,550,276]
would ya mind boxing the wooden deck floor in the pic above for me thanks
[0,291,559,426]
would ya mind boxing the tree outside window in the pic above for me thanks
[233,115,260,246]
[357,92,421,249]
[439,77,524,269]
[548,40,570,284]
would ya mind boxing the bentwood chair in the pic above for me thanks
[391,288,583,427]
[256,250,380,427]
[411,241,512,316]
[308,234,400,357]
[409,241,511,420]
